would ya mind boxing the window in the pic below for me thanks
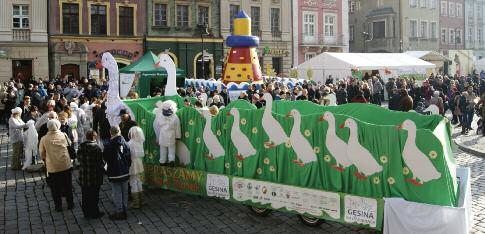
[410,20,418,37]
[350,25,354,41]
[449,2,455,17]
[456,29,462,44]
[90,5,106,35]
[468,28,473,42]
[420,0,427,8]
[176,5,189,28]
[372,21,385,39]
[478,29,482,42]
[251,7,260,33]
[153,3,168,27]
[198,6,209,25]
[12,5,29,29]
[430,22,437,39]
[449,28,455,43]
[441,28,447,43]
[350,0,356,12]
[229,5,239,32]
[441,1,447,15]
[456,3,462,17]
[119,6,134,35]
[271,8,280,33]
[420,21,428,38]
[305,53,316,61]
[410,0,418,7]
[303,12,316,42]
[429,0,437,9]
[324,14,336,37]
[62,3,79,34]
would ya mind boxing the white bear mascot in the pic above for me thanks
[153,100,181,166]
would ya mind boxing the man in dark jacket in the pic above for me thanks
[119,109,137,141]
[103,126,131,220]
[388,88,401,111]
[93,102,111,144]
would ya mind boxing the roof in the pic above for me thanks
[236,11,250,19]
[298,52,436,70]
[367,7,395,17]
[119,51,184,77]
[405,51,451,62]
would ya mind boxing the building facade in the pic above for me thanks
[349,0,440,53]
[0,0,48,82]
[465,0,485,60]
[293,0,349,65]
[220,0,292,76]
[48,0,146,80]
[146,0,223,79]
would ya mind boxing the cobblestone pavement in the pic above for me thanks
[0,126,483,234]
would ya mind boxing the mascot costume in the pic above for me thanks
[153,100,181,166]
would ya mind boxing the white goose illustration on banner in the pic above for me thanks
[202,110,225,160]
[340,118,383,179]
[398,120,441,186]
[227,108,257,160]
[287,109,317,167]
[262,93,288,148]
[320,111,352,172]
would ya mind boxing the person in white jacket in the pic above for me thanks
[127,126,145,209]
[153,100,181,167]
[70,102,87,143]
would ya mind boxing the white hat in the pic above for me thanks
[11,107,22,114]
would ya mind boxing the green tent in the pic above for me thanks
[120,51,185,98]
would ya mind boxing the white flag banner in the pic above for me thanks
[119,73,135,97]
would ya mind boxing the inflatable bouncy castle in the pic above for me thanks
[222,11,263,84]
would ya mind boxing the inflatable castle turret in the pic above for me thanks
[222,11,263,84]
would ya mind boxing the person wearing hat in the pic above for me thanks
[39,119,73,211]
[119,109,137,142]
[9,107,30,170]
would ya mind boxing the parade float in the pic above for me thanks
[100,10,471,234]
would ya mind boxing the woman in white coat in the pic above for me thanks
[8,107,29,170]
[127,126,145,209]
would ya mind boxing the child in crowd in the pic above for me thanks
[127,126,145,209]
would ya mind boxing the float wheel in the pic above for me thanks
[298,215,325,227]
[248,206,272,217]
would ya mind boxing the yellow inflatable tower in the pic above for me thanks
[222,11,262,84]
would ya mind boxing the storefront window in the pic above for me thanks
[272,57,282,75]
[12,5,29,29]
[153,3,168,27]
[62,3,79,34]
[119,6,134,35]
[91,5,107,35]
[176,5,189,28]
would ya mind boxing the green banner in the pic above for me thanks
[125,96,458,210]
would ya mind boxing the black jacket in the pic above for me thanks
[103,136,131,182]
[120,119,137,141]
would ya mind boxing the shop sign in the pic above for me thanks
[262,46,290,57]
[101,49,134,60]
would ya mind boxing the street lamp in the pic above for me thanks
[362,32,370,53]
[197,23,210,79]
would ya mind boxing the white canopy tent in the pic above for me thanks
[475,58,485,73]
[405,51,450,74]
[297,52,436,83]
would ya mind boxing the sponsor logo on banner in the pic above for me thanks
[206,174,230,199]
[344,195,377,228]
[232,178,340,219]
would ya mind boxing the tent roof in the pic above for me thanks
[405,51,450,62]
[119,51,184,76]
[298,52,436,70]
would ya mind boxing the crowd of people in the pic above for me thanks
[1,71,484,220]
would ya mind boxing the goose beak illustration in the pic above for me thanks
[286,112,293,118]
[153,61,161,68]
[319,115,325,122]
[396,124,403,130]
[95,61,104,69]
[339,123,345,128]
[226,111,231,116]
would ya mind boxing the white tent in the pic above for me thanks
[297,52,436,83]
[475,58,485,73]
